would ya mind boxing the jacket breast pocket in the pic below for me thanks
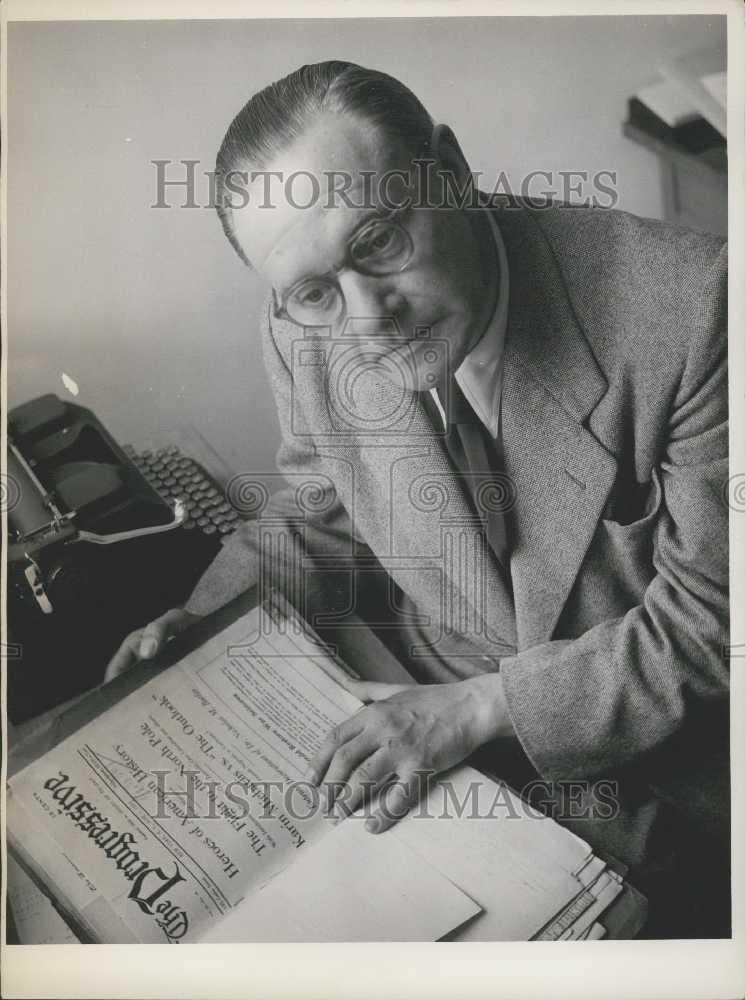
[598,467,663,593]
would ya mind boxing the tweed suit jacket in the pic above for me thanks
[186,203,729,878]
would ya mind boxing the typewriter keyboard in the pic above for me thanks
[124,444,241,538]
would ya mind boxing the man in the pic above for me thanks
[106,62,729,936]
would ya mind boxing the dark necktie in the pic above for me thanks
[441,378,512,575]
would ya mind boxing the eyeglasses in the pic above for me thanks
[272,209,415,328]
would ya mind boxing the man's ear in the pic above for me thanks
[429,124,472,196]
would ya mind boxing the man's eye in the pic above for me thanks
[353,222,402,262]
[371,230,393,251]
[290,282,336,311]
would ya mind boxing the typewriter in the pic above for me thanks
[7,394,241,722]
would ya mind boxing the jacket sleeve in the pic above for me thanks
[184,305,359,619]
[499,243,729,781]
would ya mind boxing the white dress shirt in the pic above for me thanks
[430,209,509,437]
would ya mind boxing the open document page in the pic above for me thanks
[6,595,480,943]
[204,758,610,942]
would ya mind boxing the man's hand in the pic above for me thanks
[307,672,515,833]
[103,608,202,684]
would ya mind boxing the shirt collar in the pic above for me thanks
[429,207,509,436]
[453,208,509,437]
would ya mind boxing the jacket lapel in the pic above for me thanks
[270,314,518,653]
[496,207,618,649]
[350,384,519,655]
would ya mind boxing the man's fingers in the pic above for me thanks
[138,628,160,659]
[139,608,191,659]
[307,718,365,787]
[103,633,143,683]
[138,620,168,659]
[321,734,380,808]
[103,608,199,684]
[366,768,427,834]
[331,749,393,819]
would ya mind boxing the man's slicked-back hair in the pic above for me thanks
[215,61,434,265]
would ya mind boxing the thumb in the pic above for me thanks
[344,679,413,703]
[138,608,189,659]
[138,624,166,659]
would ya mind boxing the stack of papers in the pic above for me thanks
[6,599,634,943]
[7,783,626,943]
[634,46,725,139]
[6,856,80,945]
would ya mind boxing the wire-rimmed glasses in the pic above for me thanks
[272,210,415,328]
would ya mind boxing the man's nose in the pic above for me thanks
[339,271,405,331]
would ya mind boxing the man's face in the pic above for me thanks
[231,112,493,391]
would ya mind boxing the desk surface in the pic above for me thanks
[8,588,646,942]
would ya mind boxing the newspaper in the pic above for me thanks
[6,597,480,943]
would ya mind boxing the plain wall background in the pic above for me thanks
[7,15,726,476]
